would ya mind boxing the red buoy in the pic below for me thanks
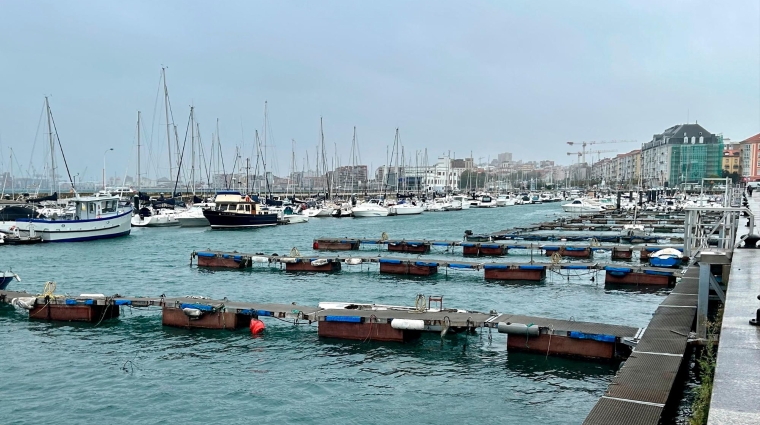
[313,241,319,250]
[249,319,265,335]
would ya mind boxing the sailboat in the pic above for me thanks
[280,140,309,224]
[14,98,133,242]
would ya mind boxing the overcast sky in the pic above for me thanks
[1,0,758,183]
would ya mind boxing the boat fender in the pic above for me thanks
[251,256,269,263]
[345,258,362,265]
[79,293,106,298]
[497,322,539,336]
[249,319,265,335]
[311,259,329,267]
[182,308,203,318]
[280,257,298,264]
[11,297,36,310]
[391,319,425,330]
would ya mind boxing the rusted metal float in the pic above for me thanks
[387,240,431,254]
[461,242,508,257]
[611,246,633,260]
[312,238,360,251]
[378,259,438,276]
[483,264,547,281]
[194,251,252,268]
[283,257,342,272]
[603,266,676,287]
[495,316,639,360]
[28,299,121,323]
[542,245,593,258]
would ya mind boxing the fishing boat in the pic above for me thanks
[203,191,278,229]
[0,271,20,290]
[649,248,683,268]
[15,193,132,242]
[352,200,390,217]
[561,199,604,213]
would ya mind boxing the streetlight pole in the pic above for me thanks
[103,148,114,191]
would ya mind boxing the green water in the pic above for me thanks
[1,204,668,424]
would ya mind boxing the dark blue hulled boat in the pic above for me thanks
[202,191,279,229]
[0,271,20,290]
[649,248,683,268]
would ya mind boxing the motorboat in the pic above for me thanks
[0,271,20,290]
[330,203,353,218]
[281,205,309,224]
[14,193,132,242]
[303,206,332,217]
[496,194,516,207]
[561,199,604,213]
[389,202,424,215]
[131,204,181,227]
[451,195,470,209]
[176,202,216,227]
[476,195,496,208]
[203,191,279,229]
[649,248,683,268]
[620,224,648,238]
[445,198,463,211]
[352,200,390,217]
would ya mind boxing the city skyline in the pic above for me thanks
[1,1,759,184]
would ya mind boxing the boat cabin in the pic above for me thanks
[71,196,121,220]
[213,191,267,215]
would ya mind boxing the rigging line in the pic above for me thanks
[172,109,193,196]
[47,104,75,188]
[148,69,163,182]
[27,100,46,180]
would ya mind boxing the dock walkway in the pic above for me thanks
[708,195,760,424]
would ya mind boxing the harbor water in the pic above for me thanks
[2,203,671,424]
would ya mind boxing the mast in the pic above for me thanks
[137,111,141,192]
[395,128,400,194]
[190,106,195,197]
[162,67,173,182]
[320,118,330,199]
[45,96,56,195]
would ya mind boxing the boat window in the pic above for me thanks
[89,203,95,213]
[237,204,246,212]
[244,204,251,212]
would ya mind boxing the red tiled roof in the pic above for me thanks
[743,133,760,143]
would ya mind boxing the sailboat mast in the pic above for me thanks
[162,67,173,182]
[137,111,141,192]
[190,106,195,197]
[45,97,56,195]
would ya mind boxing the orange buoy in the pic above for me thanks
[249,319,265,335]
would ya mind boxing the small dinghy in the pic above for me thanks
[649,248,683,268]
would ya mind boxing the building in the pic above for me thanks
[741,133,760,181]
[497,152,512,164]
[722,148,741,175]
[640,123,722,187]
[334,165,368,190]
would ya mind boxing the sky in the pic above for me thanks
[0,0,759,184]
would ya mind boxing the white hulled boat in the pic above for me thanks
[452,195,470,209]
[389,203,423,215]
[561,199,604,213]
[176,202,216,227]
[16,193,132,242]
[352,200,390,217]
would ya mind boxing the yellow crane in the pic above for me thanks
[566,140,637,164]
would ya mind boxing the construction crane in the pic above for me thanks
[566,149,617,166]
[566,140,637,164]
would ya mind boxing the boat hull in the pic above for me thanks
[203,210,278,229]
[178,216,211,227]
[131,213,179,227]
[15,209,132,242]
[649,257,680,268]
[283,214,309,224]
[390,206,424,215]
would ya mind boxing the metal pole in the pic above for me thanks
[697,262,711,339]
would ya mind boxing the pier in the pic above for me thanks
[191,250,681,286]
[0,288,641,361]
